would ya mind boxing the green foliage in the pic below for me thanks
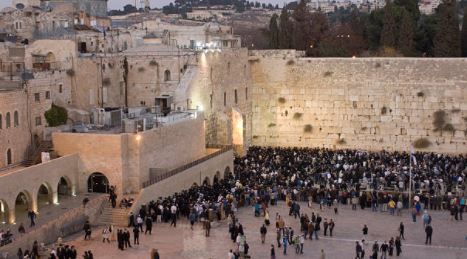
[381,3,398,48]
[286,59,295,65]
[398,8,416,56]
[443,123,455,132]
[279,7,293,49]
[44,104,68,127]
[433,110,447,131]
[324,71,333,77]
[268,123,276,127]
[138,67,145,72]
[304,124,313,133]
[269,14,280,49]
[462,7,467,57]
[293,113,303,120]
[417,91,424,97]
[336,138,346,145]
[413,138,431,148]
[381,106,388,115]
[66,69,75,77]
[434,0,461,57]
[149,60,158,66]
[278,97,286,104]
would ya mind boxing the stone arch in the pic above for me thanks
[57,176,73,200]
[203,176,211,186]
[15,190,32,221]
[45,52,56,63]
[88,172,110,193]
[37,182,54,209]
[164,69,171,81]
[0,199,10,224]
[6,148,12,165]
[213,171,221,184]
[224,166,232,179]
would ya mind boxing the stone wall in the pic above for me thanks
[53,115,206,195]
[130,148,234,215]
[249,53,467,153]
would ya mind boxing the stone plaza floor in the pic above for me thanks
[64,202,467,259]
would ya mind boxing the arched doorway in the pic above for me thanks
[88,172,109,193]
[224,166,232,179]
[0,200,9,224]
[6,148,12,165]
[57,176,72,201]
[203,177,210,186]
[37,183,53,209]
[15,191,32,222]
[213,171,220,185]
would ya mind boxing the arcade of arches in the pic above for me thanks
[0,176,73,224]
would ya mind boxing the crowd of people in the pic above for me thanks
[129,146,465,258]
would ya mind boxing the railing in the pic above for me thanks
[142,146,232,188]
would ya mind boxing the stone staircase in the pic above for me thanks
[23,140,55,167]
[97,200,130,227]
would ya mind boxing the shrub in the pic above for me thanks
[286,59,295,65]
[336,138,346,145]
[417,91,424,97]
[293,113,303,120]
[278,97,286,104]
[381,106,387,115]
[451,108,460,113]
[433,110,447,131]
[304,124,312,133]
[443,123,455,132]
[323,71,333,77]
[268,123,276,127]
[102,78,111,86]
[149,60,158,66]
[252,135,259,139]
[138,67,145,72]
[66,69,75,77]
[413,138,431,149]
[44,104,68,127]
[375,62,381,68]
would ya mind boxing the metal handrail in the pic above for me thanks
[142,146,232,188]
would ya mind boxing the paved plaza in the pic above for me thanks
[62,202,467,259]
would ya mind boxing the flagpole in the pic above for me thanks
[408,148,412,209]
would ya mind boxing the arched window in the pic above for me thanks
[164,70,171,81]
[6,112,10,128]
[14,111,19,127]
[6,149,12,165]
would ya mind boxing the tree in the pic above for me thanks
[462,7,467,56]
[123,4,137,14]
[292,0,312,50]
[394,0,420,20]
[307,12,329,55]
[415,14,438,56]
[269,14,280,48]
[398,8,415,56]
[380,3,398,48]
[434,0,461,57]
[279,7,293,49]
[44,104,68,127]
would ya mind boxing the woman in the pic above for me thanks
[395,236,402,256]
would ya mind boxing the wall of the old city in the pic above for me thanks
[249,52,467,154]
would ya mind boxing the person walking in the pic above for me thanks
[276,228,281,248]
[388,237,394,256]
[83,221,91,240]
[124,229,132,248]
[282,235,288,255]
[398,222,405,240]
[270,244,276,259]
[205,219,211,237]
[395,237,402,256]
[355,241,363,259]
[323,218,329,236]
[260,224,267,244]
[329,219,335,237]
[362,224,368,236]
[102,227,110,243]
[133,226,140,245]
[145,217,152,235]
[299,234,305,254]
[136,215,144,232]
[425,224,433,245]
[380,241,388,259]
[28,210,36,227]
[170,204,177,227]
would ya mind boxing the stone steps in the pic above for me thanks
[97,201,130,227]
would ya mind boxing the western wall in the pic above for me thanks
[246,50,467,154]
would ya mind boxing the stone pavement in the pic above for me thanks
[60,201,467,259]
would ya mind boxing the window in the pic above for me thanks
[14,111,18,127]
[59,84,63,93]
[34,93,40,102]
[245,87,248,100]
[6,112,10,128]
[35,116,41,126]
[224,92,227,106]
[234,89,238,104]
[227,62,231,73]
[6,149,12,165]
[0,114,2,129]
[210,94,213,108]
[164,70,171,81]
[45,91,51,99]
